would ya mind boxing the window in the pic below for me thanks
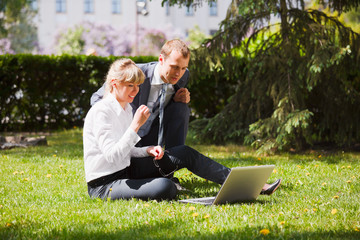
[209,1,217,16]
[112,0,121,14]
[30,0,38,11]
[185,4,194,16]
[209,29,218,36]
[56,0,66,13]
[84,0,94,13]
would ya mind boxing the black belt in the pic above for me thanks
[87,168,129,188]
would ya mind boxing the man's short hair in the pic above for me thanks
[161,39,190,59]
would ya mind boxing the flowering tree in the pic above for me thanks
[50,21,185,56]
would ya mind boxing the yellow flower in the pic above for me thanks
[306,173,310,176]
[355,227,360,232]
[257,158,262,161]
[280,221,285,225]
[321,182,327,186]
[165,209,170,214]
[347,166,351,169]
[24,178,29,181]
[341,166,345,169]
[46,174,52,178]
[13,171,19,175]
[333,195,339,199]
[304,208,308,212]
[314,164,319,167]
[273,169,277,173]
[260,229,270,236]
[53,154,57,157]
[318,155,322,158]
[313,208,317,212]
[297,165,301,168]
[59,165,63,168]
[6,223,11,227]
[352,176,356,179]
[346,180,352,183]
[204,214,210,219]
[331,209,338,215]
[192,212,199,217]
[189,206,196,211]
[144,203,150,207]
[109,188,112,191]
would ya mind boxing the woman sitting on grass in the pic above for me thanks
[83,58,281,201]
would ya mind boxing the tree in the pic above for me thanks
[162,0,360,153]
[0,0,38,53]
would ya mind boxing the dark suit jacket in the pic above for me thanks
[90,61,190,113]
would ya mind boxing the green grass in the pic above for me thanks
[1,129,360,239]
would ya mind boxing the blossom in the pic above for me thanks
[279,221,285,225]
[192,212,199,217]
[204,214,210,219]
[189,206,196,211]
[306,173,310,176]
[346,180,352,183]
[322,182,327,186]
[333,195,339,199]
[46,174,52,178]
[331,209,338,215]
[144,203,150,207]
[13,171,19,175]
[260,229,270,236]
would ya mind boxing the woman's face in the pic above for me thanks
[113,81,140,108]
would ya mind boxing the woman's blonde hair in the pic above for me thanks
[104,58,145,94]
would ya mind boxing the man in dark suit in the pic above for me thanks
[90,39,191,149]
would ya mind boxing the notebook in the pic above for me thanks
[178,165,275,205]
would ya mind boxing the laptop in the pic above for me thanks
[178,165,275,206]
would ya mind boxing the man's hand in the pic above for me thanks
[130,105,150,132]
[173,88,190,103]
[147,145,164,160]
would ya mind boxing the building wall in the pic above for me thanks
[34,0,232,52]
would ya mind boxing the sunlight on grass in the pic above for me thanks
[1,129,360,239]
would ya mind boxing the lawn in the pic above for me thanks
[1,129,359,239]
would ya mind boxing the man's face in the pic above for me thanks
[158,50,189,85]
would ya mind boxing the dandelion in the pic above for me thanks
[341,166,345,169]
[333,195,339,199]
[109,188,112,192]
[204,214,210,219]
[273,169,277,173]
[6,223,11,227]
[59,165,63,168]
[297,165,301,168]
[352,176,356,179]
[304,208,308,212]
[192,212,199,217]
[331,209,338,215]
[46,174,52,178]
[355,227,360,232]
[257,158,261,161]
[318,155,322,158]
[306,173,310,176]
[314,164,319,167]
[322,182,327,186]
[313,208,317,212]
[0,205,3,209]
[20,171,24,175]
[165,209,170,214]
[280,221,285,225]
[53,154,57,157]
[260,229,270,236]
[13,171,19,175]
[144,203,150,207]
[24,178,29,181]
[346,180,352,183]
[189,206,196,211]
[347,166,351,169]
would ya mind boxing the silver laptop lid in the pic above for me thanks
[212,165,275,205]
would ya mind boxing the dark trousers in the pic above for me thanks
[138,101,190,149]
[87,145,231,201]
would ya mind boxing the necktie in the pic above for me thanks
[158,84,167,146]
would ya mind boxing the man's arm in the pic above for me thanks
[90,84,105,106]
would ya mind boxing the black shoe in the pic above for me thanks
[170,177,190,192]
[260,179,282,195]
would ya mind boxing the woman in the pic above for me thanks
[83,58,281,200]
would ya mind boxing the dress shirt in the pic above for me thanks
[83,94,149,182]
[147,64,175,113]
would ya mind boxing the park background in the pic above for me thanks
[1,0,360,239]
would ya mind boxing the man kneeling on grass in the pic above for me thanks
[83,58,281,200]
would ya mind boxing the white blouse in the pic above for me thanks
[83,94,149,182]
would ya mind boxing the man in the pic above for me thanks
[90,39,191,149]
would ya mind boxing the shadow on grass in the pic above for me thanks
[1,218,359,240]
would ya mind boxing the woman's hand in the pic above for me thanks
[147,145,164,160]
[130,105,150,132]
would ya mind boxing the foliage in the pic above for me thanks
[0,0,38,53]
[186,25,210,49]
[166,0,360,153]
[0,54,233,131]
[1,129,360,239]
